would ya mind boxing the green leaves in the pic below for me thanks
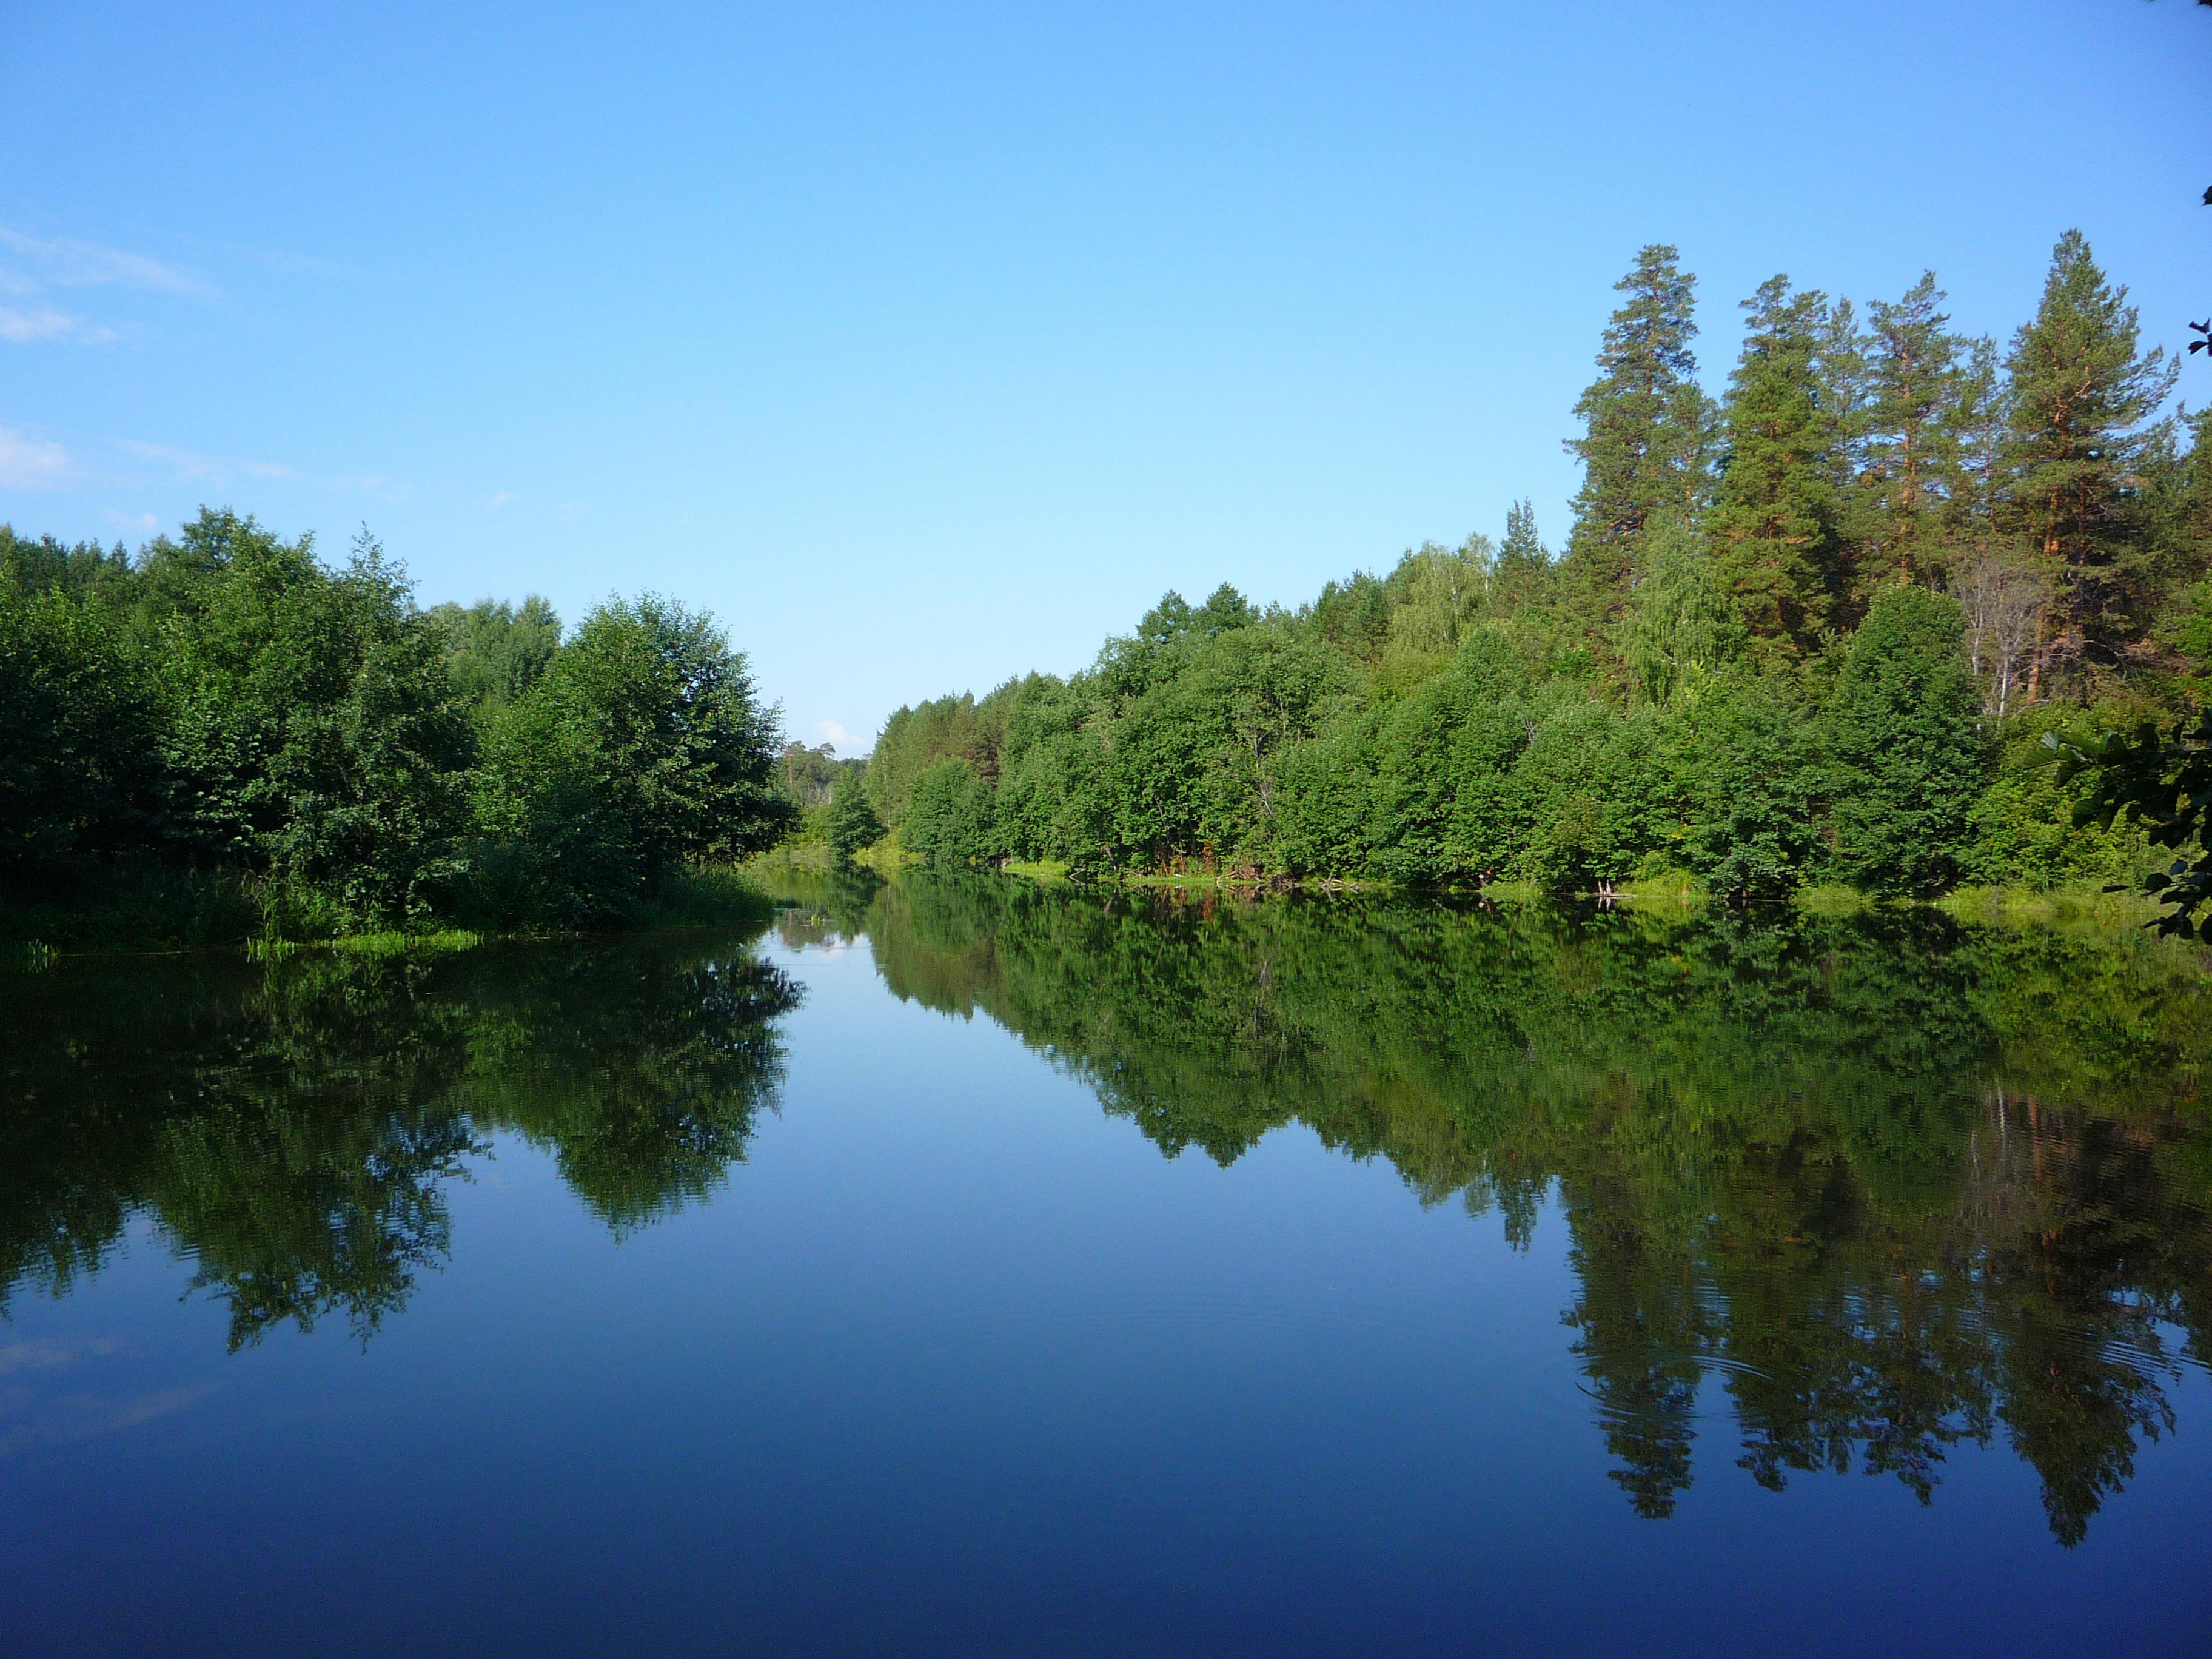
[903,758,998,865]
[1622,510,1744,708]
[0,563,166,876]
[482,595,793,922]
[825,782,885,860]
[2046,705,2212,937]
[3,511,794,936]
[1822,585,1985,896]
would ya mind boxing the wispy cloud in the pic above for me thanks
[109,437,412,503]
[478,491,517,508]
[0,223,212,347]
[0,427,76,489]
[116,438,293,484]
[0,224,212,297]
[102,508,161,533]
[0,424,411,506]
[817,720,858,751]
[329,473,414,505]
[0,305,117,345]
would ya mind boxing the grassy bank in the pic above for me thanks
[1934,883,2168,931]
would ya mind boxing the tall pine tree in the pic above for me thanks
[1945,333,2043,717]
[1863,273,1967,588]
[1492,498,1552,615]
[1563,246,1715,633]
[1946,334,2010,545]
[2003,229,2177,697]
[1814,296,1875,611]
[1709,276,1837,659]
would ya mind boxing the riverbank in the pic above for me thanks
[1,859,777,962]
[752,837,2191,948]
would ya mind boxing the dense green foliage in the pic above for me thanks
[824,776,885,860]
[0,512,790,937]
[2054,699,2212,937]
[903,757,999,865]
[860,234,2209,899]
[784,872,2212,1545]
[477,596,790,923]
[771,738,870,850]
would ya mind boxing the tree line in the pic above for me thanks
[8,231,2205,923]
[857,233,2212,898]
[0,509,794,938]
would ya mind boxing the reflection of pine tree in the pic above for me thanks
[1976,1105,2185,1547]
[1705,1137,1996,1505]
[861,877,2212,1542]
[1558,1159,1711,1519]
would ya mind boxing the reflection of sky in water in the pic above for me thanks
[1,899,2209,1657]
[0,1302,213,1455]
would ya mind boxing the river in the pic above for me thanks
[4,873,2208,1655]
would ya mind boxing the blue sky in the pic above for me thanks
[4,1,2208,751]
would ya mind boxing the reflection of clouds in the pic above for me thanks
[0,1335,123,1376]
[0,1386,212,1455]
[0,1335,210,1453]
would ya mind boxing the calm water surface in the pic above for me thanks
[4,874,2210,1656]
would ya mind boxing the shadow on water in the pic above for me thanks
[825,870,2212,1548]
[0,926,800,1351]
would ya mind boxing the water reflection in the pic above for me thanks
[814,873,2212,1547]
[6,880,2210,1550]
[0,930,800,1349]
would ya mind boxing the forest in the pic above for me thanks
[0,510,794,940]
[859,233,2212,900]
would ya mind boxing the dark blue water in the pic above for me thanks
[4,881,2209,1655]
